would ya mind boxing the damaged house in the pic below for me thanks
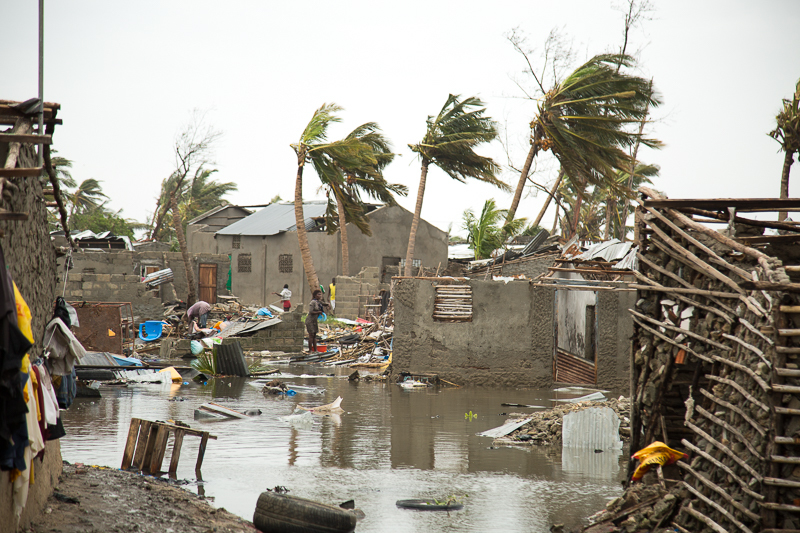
[188,201,449,308]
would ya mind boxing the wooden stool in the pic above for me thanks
[121,418,217,475]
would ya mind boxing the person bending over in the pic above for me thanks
[187,300,211,328]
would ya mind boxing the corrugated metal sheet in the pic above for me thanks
[216,202,329,236]
[562,407,622,450]
[214,342,249,377]
[478,418,533,438]
[574,239,633,262]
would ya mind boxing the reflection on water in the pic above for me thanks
[60,365,625,532]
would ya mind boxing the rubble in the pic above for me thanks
[495,396,631,447]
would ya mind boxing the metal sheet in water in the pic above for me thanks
[562,407,622,450]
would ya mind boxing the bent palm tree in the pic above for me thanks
[291,104,376,292]
[770,78,800,221]
[506,54,661,236]
[404,94,507,276]
[67,178,108,218]
[322,123,405,275]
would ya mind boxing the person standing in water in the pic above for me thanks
[305,289,329,353]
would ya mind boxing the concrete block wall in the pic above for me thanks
[64,272,163,321]
[493,253,557,279]
[334,266,379,319]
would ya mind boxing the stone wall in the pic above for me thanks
[334,267,379,320]
[392,278,632,390]
[0,139,62,530]
[56,250,231,321]
[491,253,557,279]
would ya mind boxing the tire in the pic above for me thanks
[395,499,464,511]
[253,492,357,533]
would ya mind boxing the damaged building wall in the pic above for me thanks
[55,250,230,320]
[393,278,632,390]
[334,267,381,320]
[0,131,62,529]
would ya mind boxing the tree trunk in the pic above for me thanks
[404,159,429,276]
[551,201,560,234]
[571,180,586,239]
[295,159,319,292]
[779,149,795,222]
[505,142,539,226]
[335,185,349,276]
[604,198,615,240]
[530,168,564,230]
[171,194,196,306]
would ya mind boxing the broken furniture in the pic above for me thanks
[121,418,216,474]
[138,320,165,342]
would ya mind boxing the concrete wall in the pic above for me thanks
[492,253,557,279]
[209,205,448,308]
[334,267,380,320]
[392,278,632,390]
[0,141,62,530]
[56,250,231,321]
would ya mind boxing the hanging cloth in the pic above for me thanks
[43,318,86,375]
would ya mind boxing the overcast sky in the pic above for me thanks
[3,1,800,237]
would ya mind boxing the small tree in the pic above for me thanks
[462,199,526,260]
[770,79,800,221]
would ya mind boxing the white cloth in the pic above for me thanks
[44,318,87,375]
[36,363,60,426]
[279,288,291,300]
[13,373,46,519]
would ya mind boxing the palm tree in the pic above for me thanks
[603,162,659,240]
[769,78,800,221]
[327,123,405,275]
[506,54,661,237]
[67,178,108,218]
[404,94,507,276]
[463,199,526,260]
[291,103,376,292]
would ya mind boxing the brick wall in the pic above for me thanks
[334,266,379,320]
[64,272,163,322]
[490,253,557,279]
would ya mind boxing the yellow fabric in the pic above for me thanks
[30,365,41,422]
[21,354,30,403]
[329,284,336,300]
[159,366,182,382]
[13,282,33,343]
[631,441,687,481]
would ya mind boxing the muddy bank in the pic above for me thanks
[496,396,631,446]
[25,462,255,533]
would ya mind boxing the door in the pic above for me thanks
[199,263,217,304]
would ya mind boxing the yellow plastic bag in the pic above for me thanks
[631,441,687,481]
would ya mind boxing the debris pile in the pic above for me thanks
[497,396,630,447]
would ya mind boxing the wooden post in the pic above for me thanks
[121,418,141,470]
[196,432,209,472]
[133,420,152,471]
[169,430,185,473]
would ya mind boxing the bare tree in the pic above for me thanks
[150,111,221,306]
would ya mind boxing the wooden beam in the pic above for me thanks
[738,234,800,245]
[644,198,800,211]
[0,167,43,178]
[742,281,800,294]
[0,133,51,144]
[684,207,800,233]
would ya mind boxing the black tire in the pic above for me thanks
[253,492,356,533]
[395,499,464,511]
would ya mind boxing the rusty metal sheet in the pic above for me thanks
[70,302,134,355]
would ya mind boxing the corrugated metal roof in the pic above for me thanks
[187,204,251,226]
[575,239,633,262]
[217,201,329,236]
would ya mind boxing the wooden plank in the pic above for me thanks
[770,455,800,465]
[0,167,43,177]
[779,329,800,337]
[771,383,800,394]
[780,305,800,312]
[777,346,800,354]
[196,432,209,471]
[139,423,158,473]
[133,420,152,471]
[644,198,800,210]
[148,426,170,474]
[0,133,51,144]
[775,368,800,378]
[121,418,141,470]
[738,234,800,245]
[760,503,800,512]
[169,429,185,473]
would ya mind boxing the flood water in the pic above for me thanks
[60,363,627,532]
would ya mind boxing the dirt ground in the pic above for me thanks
[24,462,257,533]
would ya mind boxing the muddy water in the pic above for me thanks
[60,364,626,532]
